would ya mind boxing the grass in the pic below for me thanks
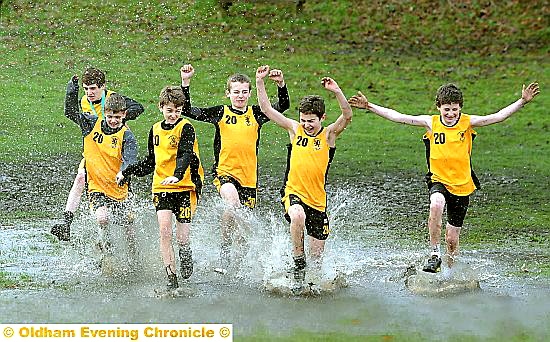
[1,0,548,236]
[0,270,31,289]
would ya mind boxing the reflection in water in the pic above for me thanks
[0,184,549,340]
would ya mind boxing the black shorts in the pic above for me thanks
[153,191,198,223]
[283,194,330,240]
[214,175,257,209]
[429,182,470,227]
[88,192,134,224]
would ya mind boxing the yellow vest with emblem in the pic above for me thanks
[283,125,334,211]
[83,119,128,201]
[216,105,260,188]
[423,114,477,196]
[152,119,204,193]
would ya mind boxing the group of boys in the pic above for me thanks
[51,65,540,290]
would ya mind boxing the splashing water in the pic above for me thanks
[0,184,549,339]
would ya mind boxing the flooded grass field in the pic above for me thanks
[1,182,549,341]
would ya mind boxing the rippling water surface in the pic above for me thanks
[1,186,549,340]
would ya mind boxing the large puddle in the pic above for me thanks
[1,184,549,339]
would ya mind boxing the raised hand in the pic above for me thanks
[348,91,369,109]
[256,65,270,80]
[268,69,285,86]
[522,82,540,103]
[321,77,340,93]
[180,64,195,86]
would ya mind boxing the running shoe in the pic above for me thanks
[422,255,442,273]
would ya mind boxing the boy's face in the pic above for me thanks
[83,83,106,102]
[160,102,182,124]
[437,102,461,125]
[226,81,251,110]
[105,110,126,129]
[299,112,325,136]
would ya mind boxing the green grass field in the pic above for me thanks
[1,0,548,235]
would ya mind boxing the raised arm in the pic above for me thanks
[64,75,81,124]
[179,64,224,123]
[348,91,431,129]
[268,69,290,113]
[324,77,352,139]
[256,65,297,133]
[470,82,540,127]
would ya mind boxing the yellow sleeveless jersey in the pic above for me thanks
[215,105,261,188]
[80,90,114,120]
[423,114,477,196]
[83,118,128,201]
[282,125,335,211]
[152,119,204,193]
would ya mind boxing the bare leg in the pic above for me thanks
[428,192,446,254]
[95,205,111,252]
[175,220,193,279]
[51,168,86,241]
[157,210,176,274]
[288,204,306,258]
[219,183,241,261]
[65,168,86,213]
[445,223,461,268]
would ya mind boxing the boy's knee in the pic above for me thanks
[429,195,445,212]
[97,216,109,226]
[288,205,306,224]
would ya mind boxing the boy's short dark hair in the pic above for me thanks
[82,67,106,87]
[105,93,127,113]
[159,86,186,107]
[435,83,463,107]
[226,73,251,92]
[299,95,325,118]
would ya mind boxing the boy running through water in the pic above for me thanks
[348,81,540,272]
[117,68,204,289]
[182,64,290,270]
[52,67,144,241]
[256,65,353,287]
[64,75,139,272]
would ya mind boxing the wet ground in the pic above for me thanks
[1,156,549,340]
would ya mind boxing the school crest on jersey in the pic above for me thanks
[168,135,179,148]
[110,137,119,149]
[244,115,252,126]
[313,138,322,151]
[458,130,466,142]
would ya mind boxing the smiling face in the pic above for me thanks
[299,112,325,135]
[160,102,182,125]
[437,102,462,125]
[105,110,126,129]
[226,81,251,110]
